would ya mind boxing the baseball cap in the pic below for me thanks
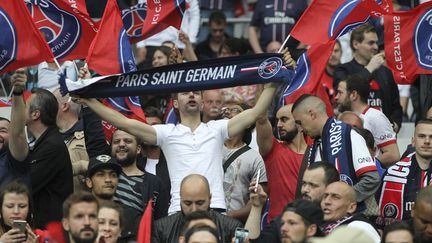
[309,226,374,243]
[87,155,122,178]
[284,199,324,226]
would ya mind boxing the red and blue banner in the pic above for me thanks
[122,0,186,44]
[0,0,54,75]
[384,1,432,84]
[86,0,137,75]
[290,0,382,45]
[26,0,97,61]
[282,42,335,116]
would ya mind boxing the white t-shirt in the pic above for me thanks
[153,119,229,213]
[348,221,381,243]
[362,107,397,150]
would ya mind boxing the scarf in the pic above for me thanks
[59,53,293,98]
[376,152,432,227]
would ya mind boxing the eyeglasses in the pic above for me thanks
[221,107,242,114]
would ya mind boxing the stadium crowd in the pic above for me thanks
[1,0,432,243]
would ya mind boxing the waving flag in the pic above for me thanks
[122,0,186,44]
[384,1,432,84]
[26,0,97,61]
[86,0,137,75]
[282,42,335,116]
[290,0,381,45]
[137,199,152,243]
[163,99,178,124]
[0,0,54,75]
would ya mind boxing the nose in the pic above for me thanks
[104,175,112,182]
[84,216,91,225]
[13,205,19,214]
[302,184,310,193]
[425,136,431,144]
[100,222,109,232]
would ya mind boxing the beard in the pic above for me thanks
[337,100,352,113]
[115,151,137,167]
[0,141,8,154]
[279,127,299,143]
[70,227,97,243]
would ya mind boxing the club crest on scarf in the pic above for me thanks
[413,8,432,69]
[329,0,370,39]
[121,3,147,38]
[258,57,283,79]
[0,8,17,70]
[26,0,81,59]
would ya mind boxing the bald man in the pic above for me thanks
[411,187,432,243]
[291,94,380,208]
[338,111,363,129]
[256,104,308,221]
[152,174,242,243]
[321,182,381,242]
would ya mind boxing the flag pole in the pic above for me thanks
[53,58,62,71]
[278,35,291,53]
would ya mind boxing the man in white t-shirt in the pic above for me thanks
[335,74,400,168]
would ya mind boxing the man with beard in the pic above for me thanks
[300,162,339,203]
[292,94,379,210]
[152,174,242,243]
[335,75,399,168]
[62,192,99,243]
[256,104,308,221]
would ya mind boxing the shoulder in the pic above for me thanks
[210,210,243,227]
[155,212,182,227]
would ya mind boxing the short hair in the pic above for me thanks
[291,94,326,115]
[154,46,172,60]
[63,192,99,218]
[382,222,414,243]
[144,106,163,121]
[0,117,10,123]
[350,24,377,50]
[352,127,375,150]
[54,89,81,116]
[180,211,215,236]
[99,201,124,229]
[30,88,59,126]
[184,225,221,243]
[208,11,226,25]
[307,162,340,186]
[343,74,370,104]
[0,181,33,226]
[416,187,432,207]
[415,118,432,127]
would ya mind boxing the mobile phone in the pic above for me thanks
[13,220,27,234]
[254,169,261,192]
[234,227,249,243]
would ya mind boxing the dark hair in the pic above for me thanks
[144,106,163,122]
[184,225,221,243]
[291,94,314,113]
[29,88,58,126]
[219,38,248,56]
[208,11,226,25]
[307,162,340,186]
[0,181,33,234]
[352,127,375,150]
[110,129,143,148]
[382,222,414,243]
[350,24,377,50]
[99,201,124,229]
[344,74,370,104]
[63,192,99,218]
[0,117,10,123]
[180,211,215,236]
[415,118,432,127]
[153,46,172,61]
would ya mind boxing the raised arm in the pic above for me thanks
[9,68,29,161]
[244,180,267,239]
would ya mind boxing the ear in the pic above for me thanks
[62,218,70,232]
[136,144,142,155]
[307,224,317,237]
[61,102,69,112]
[86,178,93,189]
[347,202,357,214]
[411,136,415,147]
[173,99,179,109]
[352,40,360,50]
[350,90,358,101]
[309,109,317,120]
[31,110,41,121]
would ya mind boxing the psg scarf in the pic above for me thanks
[60,54,293,98]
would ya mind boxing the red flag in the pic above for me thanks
[26,0,97,61]
[290,0,377,45]
[62,0,90,17]
[283,42,335,116]
[86,0,137,75]
[0,0,54,75]
[137,199,153,243]
[123,0,186,44]
[384,1,432,84]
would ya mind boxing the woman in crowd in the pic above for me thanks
[382,221,414,243]
[97,201,123,243]
[152,46,172,68]
[0,181,38,243]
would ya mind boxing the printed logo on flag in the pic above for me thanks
[328,0,370,39]
[414,8,432,70]
[122,3,147,38]
[119,28,137,73]
[26,0,81,59]
[0,8,17,70]
[258,57,282,79]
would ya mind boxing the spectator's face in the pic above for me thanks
[86,169,118,200]
[353,32,379,62]
[152,50,168,67]
[221,104,243,119]
[280,211,309,243]
[187,231,218,243]
[209,21,226,43]
[174,91,203,115]
[111,130,140,167]
[301,168,327,203]
[321,182,356,222]
[412,201,432,242]
[0,120,10,152]
[63,202,98,243]
[335,81,352,113]
[266,41,282,53]
[1,192,29,227]
[328,42,342,67]
[202,91,223,120]
[276,105,299,143]
[292,109,318,138]
[412,123,432,160]
[180,182,211,216]
[97,208,121,243]
[384,229,413,243]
